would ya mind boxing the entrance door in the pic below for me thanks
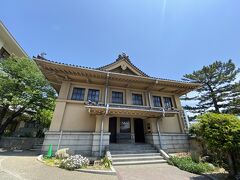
[109,117,117,143]
[134,118,145,143]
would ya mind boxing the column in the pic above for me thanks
[95,115,103,132]
[49,82,70,131]
[126,89,131,104]
[103,116,109,133]
[58,81,71,99]
[130,118,135,143]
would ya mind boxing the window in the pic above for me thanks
[112,91,123,104]
[132,93,143,105]
[120,118,131,133]
[0,47,10,59]
[153,96,162,107]
[71,87,85,101]
[87,89,100,102]
[163,97,173,109]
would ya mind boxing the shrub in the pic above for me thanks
[59,155,89,170]
[100,151,112,168]
[101,156,112,168]
[190,113,240,176]
[168,156,214,174]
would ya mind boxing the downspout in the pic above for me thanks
[99,72,110,156]
[157,108,165,149]
[156,118,162,149]
[57,130,63,151]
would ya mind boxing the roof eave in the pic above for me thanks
[34,57,202,94]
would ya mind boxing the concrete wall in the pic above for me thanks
[0,137,43,150]
[42,131,110,157]
[145,133,189,153]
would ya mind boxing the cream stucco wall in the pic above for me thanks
[159,115,181,133]
[49,80,185,134]
[61,103,96,131]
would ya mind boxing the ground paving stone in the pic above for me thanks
[115,163,210,180]
[0,151,210,180]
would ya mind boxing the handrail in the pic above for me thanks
[85,102,181,113]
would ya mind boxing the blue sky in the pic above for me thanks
[1,0,240,80]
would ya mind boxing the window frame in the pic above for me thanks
[71,87,85,101]
[87,89,100,103]
[111,91,124,104]
[132,93,143,106]
[163,97,173,109]
[152,96,162,107]
[120,118,131,133]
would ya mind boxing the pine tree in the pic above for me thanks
[182,60,240,114]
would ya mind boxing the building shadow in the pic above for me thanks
[0,149,40,157]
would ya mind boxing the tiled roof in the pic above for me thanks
[34,55,199,85]
[96,53,149,77]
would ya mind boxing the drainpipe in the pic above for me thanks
[57,130,63,151]
[99,104,109,156]
[99,72,110,156]
[104,72,110,105]
[157,118,162,149]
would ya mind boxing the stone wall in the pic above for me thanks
[0,137,43,150]
[145,133,189,153]
[42,131,110,157]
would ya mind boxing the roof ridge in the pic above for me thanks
[96,53,149,77]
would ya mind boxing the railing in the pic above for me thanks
[85,101,180,113]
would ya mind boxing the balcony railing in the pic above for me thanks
[85,101,180,113]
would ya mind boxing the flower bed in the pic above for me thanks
[40,154,113,174]
[168,155,215,174]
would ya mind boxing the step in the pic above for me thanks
[111,153,161,157]
[111,150,158,154]
[29,148,41,151]
[112,156,164,162]
[110,144,154,147]
[109,147,156,151]
[113,159,167,166]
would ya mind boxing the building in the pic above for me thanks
[0,21,27,58]
[34,53,201,157]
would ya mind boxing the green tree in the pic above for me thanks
[224,81,240,114]
[190,113,240,177]
[182,60,240,114]
[0,56,56,136]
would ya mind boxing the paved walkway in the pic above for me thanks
[0,150,209,180]
[115,164,209,180]
[0,151,117,180]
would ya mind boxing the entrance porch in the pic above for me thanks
[109,117,145,144]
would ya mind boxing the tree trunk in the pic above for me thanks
[0,104,9,125]
[206,84,220,113]
[0,107,25,136]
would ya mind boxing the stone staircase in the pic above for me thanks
[109,143,167,165]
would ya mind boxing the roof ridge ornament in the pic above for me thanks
[116,52,130,62]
